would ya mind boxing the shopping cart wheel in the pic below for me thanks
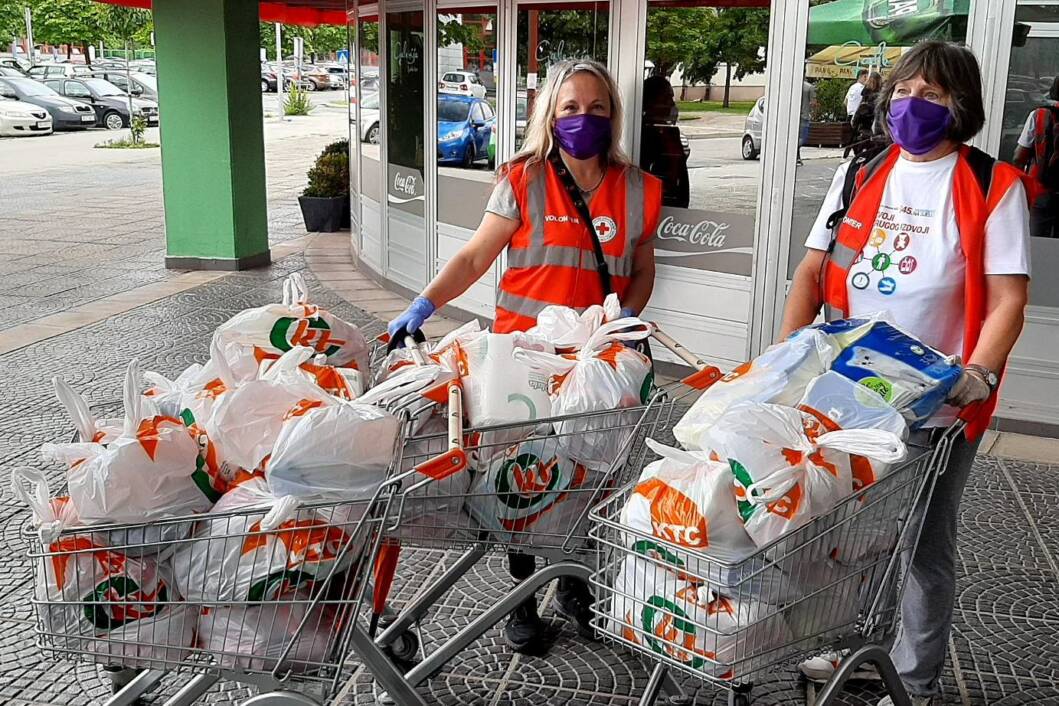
[727,682,752,706]
[384,628,420,665]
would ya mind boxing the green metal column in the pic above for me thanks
[154,0,270,270]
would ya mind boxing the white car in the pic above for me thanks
[438,70,487,99]
[358,91,380,144]
[742,96,765,160]
[0,95,52,136]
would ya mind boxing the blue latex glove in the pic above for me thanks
[619,307,637,319]
[387,296,436,338]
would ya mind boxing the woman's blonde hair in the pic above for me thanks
[503,59,629,172]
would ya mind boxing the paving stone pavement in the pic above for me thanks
[0,150,1057,706]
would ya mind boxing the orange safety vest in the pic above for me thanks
[493,159,663,334]
[822,144,1030,439]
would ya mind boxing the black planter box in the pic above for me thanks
[299,195,345,233]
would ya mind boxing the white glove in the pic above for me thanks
[947,369,991,408]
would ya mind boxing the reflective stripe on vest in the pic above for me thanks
[822,144,1030,439]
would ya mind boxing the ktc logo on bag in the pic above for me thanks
[492,445,586,531]
[269,316,346,357]
[85,575,169,630]
[634,478,709,547]
[241,519,350,600]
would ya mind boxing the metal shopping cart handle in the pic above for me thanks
[649,323,724,390]
[384,328,427,354]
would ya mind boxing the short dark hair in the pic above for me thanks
[878,41,985,144]
[856,69,868,80]
[1049,75,1059,101]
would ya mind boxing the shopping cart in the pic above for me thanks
[587,409,976,706]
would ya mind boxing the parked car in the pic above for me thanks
[358,91,380,144]
[438,70,487,99]
[359,72,380,95]
[129,60,156,75]
[0,76,95,130]
[88,70,158,101]
[0,57,29,74]
[280,62,329,91]
[742,95,765,160]
[0,67,24,78]
[318,63,348,89]
[0,95,52,136]
[44,77,159,129]
[27,63,95,80]
[261,63,278,92]
[437,94,494,167]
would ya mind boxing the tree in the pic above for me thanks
[700,8,769,107]
[1,2,25,53]
[645,8,718,100]
[25,0,105,63]
[438,15,485,53]
[260,22,348,63]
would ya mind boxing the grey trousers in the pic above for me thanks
[890,430,982,697]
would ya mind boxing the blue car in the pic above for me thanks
[437,94,494,167]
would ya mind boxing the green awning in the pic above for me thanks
[808,0,970,47]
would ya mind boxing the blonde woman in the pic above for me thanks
[389,59,663,654]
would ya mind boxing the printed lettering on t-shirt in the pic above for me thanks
[849,201,934,296]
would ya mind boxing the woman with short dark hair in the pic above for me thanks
[783,41,1031,706]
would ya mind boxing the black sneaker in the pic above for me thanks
[552,576,597,640]
[503,596,550,655]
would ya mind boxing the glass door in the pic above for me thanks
[434,5,500,318]
[384,4,427,290]
[357,4,383,271]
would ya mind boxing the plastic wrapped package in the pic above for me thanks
[608,556,791,680]
[379,320,483,382]
[514,320,653,470]
[619,440,756,581]
[265,400,399,502]
[205,347,339,474]
[464,437,593,549]
[172,475,359,604]
[813,316,961,428]
[197,591,338,673]
[42,361,213,526]
[674,328,840,452]
[213,272,370,375]
[455,332,554,456]
[525,293,622,352]
[705,402,906,549]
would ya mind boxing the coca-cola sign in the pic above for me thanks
[653,207,753,275]
[387,164,425,212]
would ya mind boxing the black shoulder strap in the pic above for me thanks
[962,145,996,201]
[824,144,896,235]
[548,150,613,296]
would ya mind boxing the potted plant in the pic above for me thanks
[320,139,351,228]
[299,146,349,233]
[807,78,853,148]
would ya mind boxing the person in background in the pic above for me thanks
[1013,75,1059,238]
[846,68,869,120]
[798,79,817,166]
[847,71,885,158]
[783,41,1030,706]
[640,74,690,208]
[387,59,663,655]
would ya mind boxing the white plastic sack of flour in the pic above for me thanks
[673,328,840,452]
[618,440,756,582]
[608,555,791,680]
[213,272,370,375]
[43,360,212,526]
[514,319,653,470]
[266,400,399,501]
[172,475,359,604]
[197,591,337,673]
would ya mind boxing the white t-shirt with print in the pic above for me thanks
[805,151,1031,359]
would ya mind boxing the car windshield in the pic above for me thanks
[5,78,53,96]
[362,93,379,110]
[83,78,124,96]
[133,73,157,90]
[438,99,470,122]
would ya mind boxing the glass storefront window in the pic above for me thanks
[998,3,1059,306]
[515,2,609,151]
[357,9,382,270]
[787,0,969,281]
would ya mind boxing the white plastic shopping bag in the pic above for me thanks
[608,556,791,680]
[42,360,212,526]
[172,475,358,604]
[514,319,654,470]
[357,362,456,434]
[198,591,337,673]
[705,402,906,549]
[455,332,554,428]
[213,272,370,375]
[525,293,622,352]
[206,347,339,473]
[619,440,756,580]
[379,319,483,382]
[464,436,593,548]
[266,400,399,501]
[53,377,122,445]
[673,328,839,452]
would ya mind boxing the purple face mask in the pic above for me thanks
[553,114,612,159]
[887,96,953,155]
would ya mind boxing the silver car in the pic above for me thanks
[742,96,765,160]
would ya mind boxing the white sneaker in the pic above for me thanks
[877,696,935,706]
[799,650,882,683]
